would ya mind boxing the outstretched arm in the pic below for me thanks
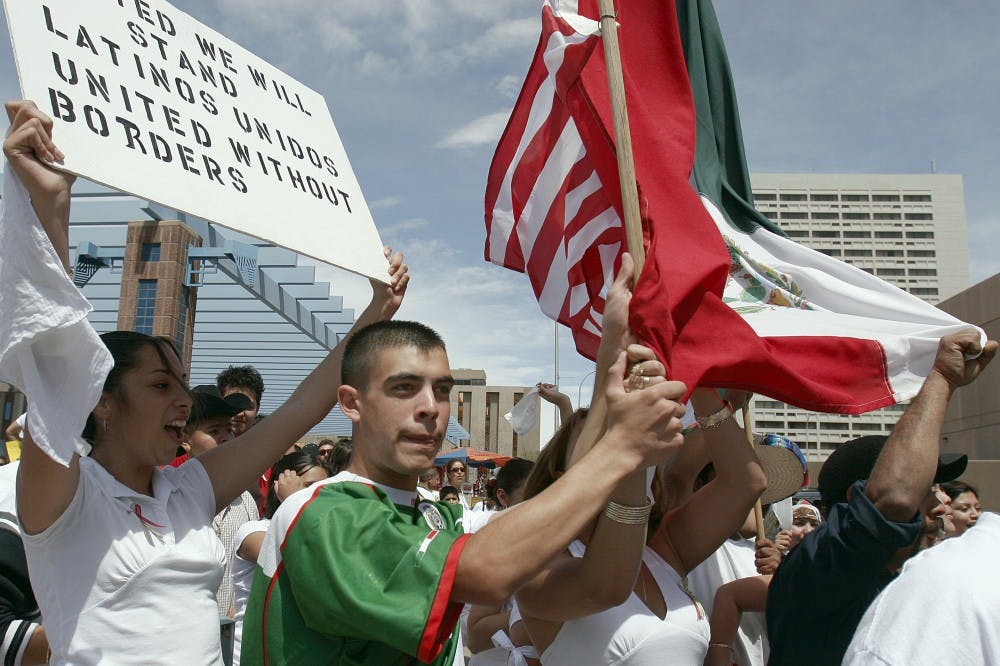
[453,352,686,606]
[536,383,573,424]
[866,330,996,521]
[649,389,767,575]
[3,100,74,273]
[704,575,771,666]
[199,252,409,511]
[4,101,83,535]
[567,254,664,468]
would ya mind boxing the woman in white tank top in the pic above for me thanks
[515,347,767,666]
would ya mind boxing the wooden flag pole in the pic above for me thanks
[742,404,767,540]
[598,0,645,283]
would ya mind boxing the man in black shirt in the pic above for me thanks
[766,330,996,666]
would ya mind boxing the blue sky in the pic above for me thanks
[3,1,998,441]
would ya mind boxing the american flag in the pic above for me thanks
[483,0,983,414]
[484,2,621,360]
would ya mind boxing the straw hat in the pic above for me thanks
[754,434,809,505]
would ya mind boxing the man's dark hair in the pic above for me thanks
[216,365,265,405]
[341,320,445,390]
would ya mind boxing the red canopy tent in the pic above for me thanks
[434,447,512,469]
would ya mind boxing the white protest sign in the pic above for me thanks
[3,0,390,281]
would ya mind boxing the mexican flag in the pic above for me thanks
[484,0,983,413]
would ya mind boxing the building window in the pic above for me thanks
[843,213,871,220]
[844,231,871,238]
[874,231,903,238]
[786,230,809,238]
[810,193,838,202]
[781,212,808,220]
[842,194,870,202]
[140,243,161,262]
[906,231,934,239]
[175,286,189,354]
[754,192,777,201]
[872,194,900,202]
[134,279,157,334]
[873,213,901,220]
[876,268,905,276]
[875,249,904,257]
[811,212,839,220]
[904,213,933,221]
[845,249,872,257]
[855,423,884,431]
[909,250,936,257]
[812,230,840,238]
[485,392,500,452]
[910,288,939,297]
[779,193,807,202]
[903,194,932,202]
[457,391,472,430]
[909,268,937,276]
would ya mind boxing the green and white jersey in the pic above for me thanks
[241,472,470,665]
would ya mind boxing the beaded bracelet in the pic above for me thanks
[695,400,734,430]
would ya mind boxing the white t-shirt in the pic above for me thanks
[231,518,270,666]
[541,542,710,665]
[0,460,19,534]
[844,511,1000,665]
[686,536,768,666]
[22,456,225,665]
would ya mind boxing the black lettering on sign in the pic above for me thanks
[43,5,68,39]
[194,33,238,74]
[48,88,76,122]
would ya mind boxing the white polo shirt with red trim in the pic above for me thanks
[22,456,225,664]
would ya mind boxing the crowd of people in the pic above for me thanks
[1,98,999,666]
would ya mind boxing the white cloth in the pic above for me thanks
[0,460,19,534]
[844,511,1000,665]
[540,542,710,665]
[686,537,768,666]
[230,518,269,666]
[22,457,225,665]
[504,388,539,435]
[0,167,112,466]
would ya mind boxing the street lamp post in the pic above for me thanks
[577,368,597,408]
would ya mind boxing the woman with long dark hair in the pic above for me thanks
[3,100,408,664]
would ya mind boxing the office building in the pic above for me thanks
[747,173,971,460]
[449,369,541,459]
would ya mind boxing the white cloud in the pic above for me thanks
[367,195,405,211]
[496,74,524,100]
[435,111,510,150]
[380,217,430,237]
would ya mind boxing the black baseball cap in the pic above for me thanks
[818,435,968,507]
[188,385,254,425]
